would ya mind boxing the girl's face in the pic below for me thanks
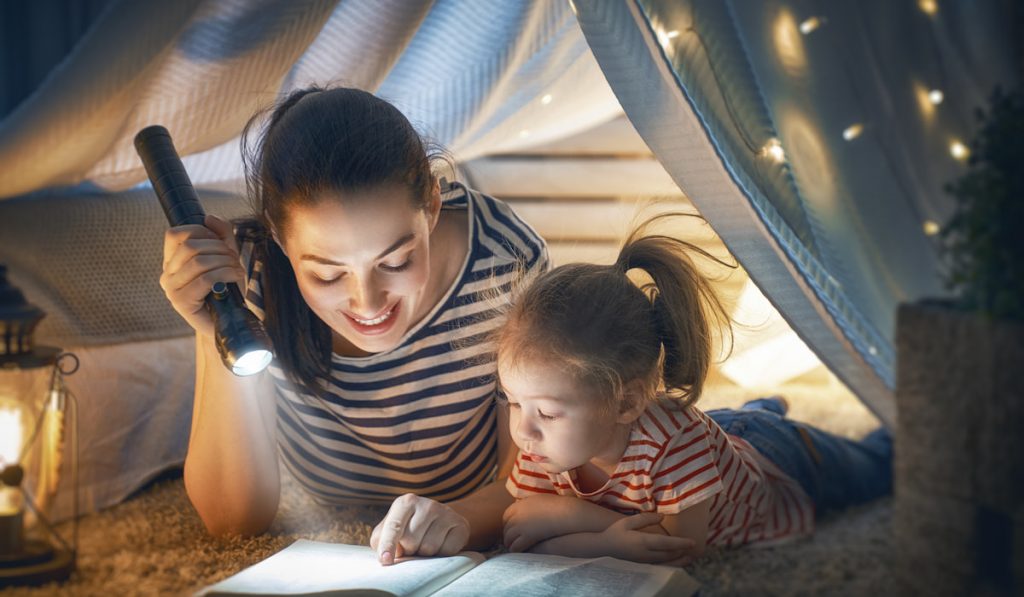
[276,184,440,356]
[498,357,633,476]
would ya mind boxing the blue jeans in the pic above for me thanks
[706,398,892,514]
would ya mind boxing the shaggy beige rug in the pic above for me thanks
[1,378,896,596]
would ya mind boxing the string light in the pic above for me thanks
[541,94,553,105]
[949,141,969,160]
[923,220,940,236]
[761,138,786,163]
[799,17,823,35]
[655,27,679,49]
[918,0,938,16]
[928,89,944,105]
[518,129,531,139]
[842,124,864,141]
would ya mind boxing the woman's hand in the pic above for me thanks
[370,494,470,565]
[598,512,696,566]
[160,214,246,338]
[502,495,615,552]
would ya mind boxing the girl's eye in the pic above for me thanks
[380,256,412,272]
[538,411,557,421]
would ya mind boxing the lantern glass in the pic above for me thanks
[0,364,64,515]
[0,356,77,584]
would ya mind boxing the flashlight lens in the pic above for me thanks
[231,349,273,376]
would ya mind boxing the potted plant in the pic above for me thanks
[894,87,1024,595]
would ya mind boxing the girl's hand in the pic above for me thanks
[160,214,246,338]
[370,494,470,565]
[599,512,696,566]
[502,495,606,552]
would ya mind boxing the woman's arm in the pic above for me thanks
[164,216,281,537]
[183,331,280,537]
[370,403,516,563]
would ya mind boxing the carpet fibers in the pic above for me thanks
[1,381,896,596]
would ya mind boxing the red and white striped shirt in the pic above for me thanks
[507,399,814,547]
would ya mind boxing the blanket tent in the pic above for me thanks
[0,0,1017,518]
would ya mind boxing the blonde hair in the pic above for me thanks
[496,214,733,413]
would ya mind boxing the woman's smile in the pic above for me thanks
[344,302,401,335]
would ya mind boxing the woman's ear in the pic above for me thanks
[426,179,442,232]
[616,379,648,424]
[267,216,288,257]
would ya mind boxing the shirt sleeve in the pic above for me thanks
[649,419,724,514]
[506,451,559,498]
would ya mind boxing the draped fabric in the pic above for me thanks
[1,0,1017,425]
[573,0,1018,425]
[0,0,621,199]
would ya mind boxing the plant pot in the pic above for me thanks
[894,301,1024,596]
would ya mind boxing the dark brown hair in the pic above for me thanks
[496,214,733,412]
[235,85,445,394]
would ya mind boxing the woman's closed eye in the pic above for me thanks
[313,272,344,285]
[380,258,412,272]
[537,410,557,421]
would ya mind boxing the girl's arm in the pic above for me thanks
[528,512,695,565]
[184,333,280,537]
[528,498,712,563]
[502,495,627,551]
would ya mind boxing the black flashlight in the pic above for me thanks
[134,125,273,376]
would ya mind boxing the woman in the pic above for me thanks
[159,86,548,559]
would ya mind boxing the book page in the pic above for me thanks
[431,553,699,597]
[198,540,485,597]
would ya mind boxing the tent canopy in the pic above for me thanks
[0,0,1017,514]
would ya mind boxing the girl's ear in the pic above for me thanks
[426,179,442,232]
[616,379,648,424]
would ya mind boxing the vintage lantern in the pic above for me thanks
[0,264,79,585]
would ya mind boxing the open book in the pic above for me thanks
[198,539,699,597]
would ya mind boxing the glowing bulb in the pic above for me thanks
[541,94,553,105]
[950,141,969,160]
[799,16,822,34]
[923,220,940,236]
[654,27,679,49]
[918,0,938,16]
[762,139,786,163]
[0,404,22,466]
[842,124,864,141]
[868,346,878,356]
[928,89,944,105]
[518,129,531,139]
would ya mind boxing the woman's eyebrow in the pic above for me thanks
[300,233,416,266]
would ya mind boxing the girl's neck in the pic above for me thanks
[575,421,634,493]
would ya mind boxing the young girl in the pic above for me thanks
[496,218,892,565]
[159,86,547,561]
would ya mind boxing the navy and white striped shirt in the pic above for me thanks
[240,183,548,505]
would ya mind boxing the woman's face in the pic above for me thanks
[276,184,439,356]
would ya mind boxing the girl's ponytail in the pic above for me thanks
[615,217,733,406]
